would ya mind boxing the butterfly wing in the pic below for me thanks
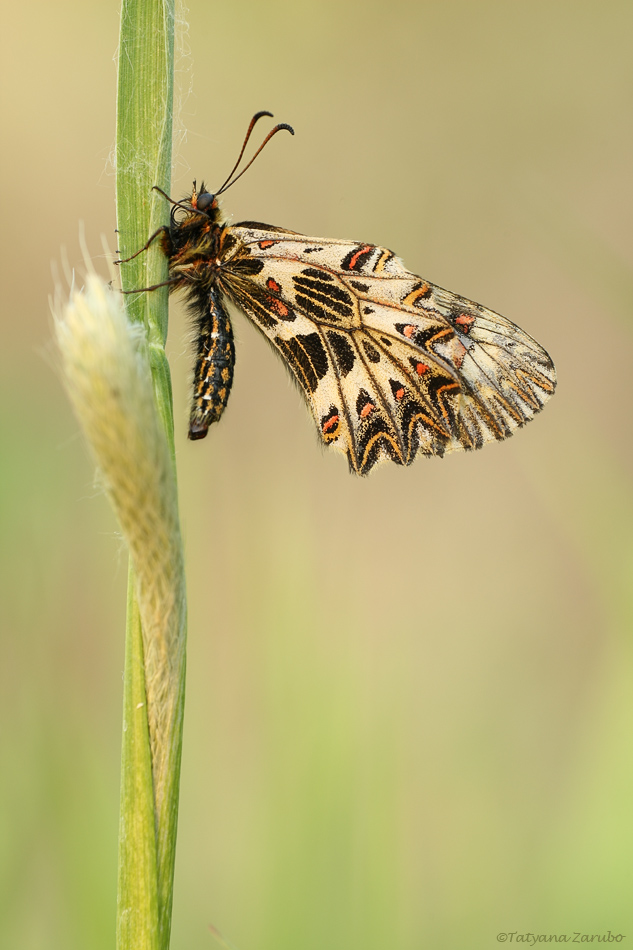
[217,224,556,474]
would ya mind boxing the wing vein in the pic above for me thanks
[350,333,407,463]
[314,323,359,471]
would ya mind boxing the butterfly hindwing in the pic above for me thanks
[216,224,555,473]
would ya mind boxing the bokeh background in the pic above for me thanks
[2,1,632,948]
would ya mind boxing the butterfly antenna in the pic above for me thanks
[214,111,274,195]
[152,185,207,216]
[216,122,294,195]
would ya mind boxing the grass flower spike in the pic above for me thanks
[53,268,186,950]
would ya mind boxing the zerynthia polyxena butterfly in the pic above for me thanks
[120,112,556,475]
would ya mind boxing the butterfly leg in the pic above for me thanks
[115,226,170,264]
[121,277,180,294]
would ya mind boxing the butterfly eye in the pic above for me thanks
[197,192,215,212]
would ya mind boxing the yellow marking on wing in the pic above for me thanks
[424,327,454,347]
[401,283,430,307]
[436,382,460,420]
[373,249,393,273]
[359,430,404,470]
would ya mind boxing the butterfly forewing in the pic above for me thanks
[214,224,555,473]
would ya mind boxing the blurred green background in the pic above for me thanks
[2,1,632,948]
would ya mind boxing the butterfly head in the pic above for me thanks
[190,182,219,216]
[164,183,225,260]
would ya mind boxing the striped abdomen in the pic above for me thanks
[188,288,235,440]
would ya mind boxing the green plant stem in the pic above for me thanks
[117,568,160,950]
[115,2,185,949]
[117,0,176,445]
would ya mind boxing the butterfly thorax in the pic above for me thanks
[163,190,229,296]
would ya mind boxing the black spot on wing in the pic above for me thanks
[228,257,265,277]
[389,378,405,400]
[300,268,334,281]
[356,388,374,417]
[220,232,238,255]
[326,331,356,377]
[274,332,329,394]
[361,339,381,363]
[292,270,355,321]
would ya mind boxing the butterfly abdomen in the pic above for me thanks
[188,286,235,440]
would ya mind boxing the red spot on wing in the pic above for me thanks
[403,325,416,339]
[455,313,475,332]
[267,277,281,292]
[347,245,373,270]
[415,362,429,375]
[259,240,277,249]
[321,407,341,441]
[395,387,405,400]
[270,297,290,318]
[360,402,375,418]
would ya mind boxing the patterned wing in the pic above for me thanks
[218,224,556,474]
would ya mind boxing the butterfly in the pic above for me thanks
[121,112,556,475]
